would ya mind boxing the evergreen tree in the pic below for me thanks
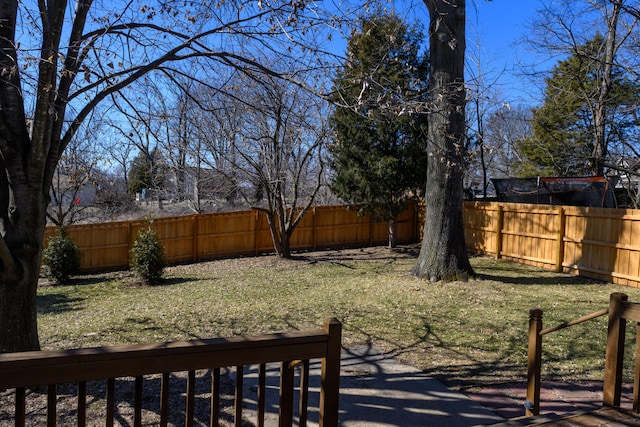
[128,149,165,196]
[329,11,429,248]
[518,34,640,177]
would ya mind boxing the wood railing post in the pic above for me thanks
[555,207,566,272]
[495,205,504,260]
[604,292,628,407]
[526,308,543,417]
[319,318,342,427]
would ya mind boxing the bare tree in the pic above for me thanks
[483,105,533,179]
[0,0,349,352]
[200,69,330,258]
[47,129,99,227]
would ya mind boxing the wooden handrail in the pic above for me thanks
[0,318,342,427]
[539,308,609,336]
[526,306,610,417]
[526,293,640,419]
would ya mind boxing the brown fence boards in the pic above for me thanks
[468,202,640,288]
[45,204,420,273]
[43,201,640,287]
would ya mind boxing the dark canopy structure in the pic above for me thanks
[492,176,618,208]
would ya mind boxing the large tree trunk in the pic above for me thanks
[412,0,474,281]
[0,168,47,352]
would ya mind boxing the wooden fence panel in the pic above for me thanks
[562,207,640,285]
[465,202,640,289]
[312,206,371,248]
[45,204,422,273]
[196,211,259,260]
[64,222,131,271]
[151,216,196,264]
[463,202,499,255]
[396,205,419,243]
[44,201,640,289]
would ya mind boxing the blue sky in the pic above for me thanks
[468,0,546,105]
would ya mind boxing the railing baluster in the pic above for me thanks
[78,381,87,427]
[15,387,25,427]
[186,370,196,427]
[257,363,266,427]
[279,361,294,427]
[234,365,244,427]
[299,360,310,427]
[47,384,57,426]
[160,373,170,427]
[134,376,143,427]
[106,378,115,427]
[210,368,220,427]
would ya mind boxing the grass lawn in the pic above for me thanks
[37,245,640,391]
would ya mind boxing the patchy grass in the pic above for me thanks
[37,246,640,390]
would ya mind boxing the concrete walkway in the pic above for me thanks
[240,346,505,426]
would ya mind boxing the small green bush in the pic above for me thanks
[42,228,81,284]
[130,227,165,285]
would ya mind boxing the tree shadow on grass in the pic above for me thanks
[475,272,601,286]
[37,293,85,315]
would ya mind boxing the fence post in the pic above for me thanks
[526,308,543,417]
[555,208,565,272]
[495,205,504,260]
[604,292,628,407]
[320,318,342,427]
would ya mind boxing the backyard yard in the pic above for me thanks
[37,244,640,391]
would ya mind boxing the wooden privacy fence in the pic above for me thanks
[0,318,342,427]
[48,200,640,286]
[464,201,640,288]
[46,204,420,273]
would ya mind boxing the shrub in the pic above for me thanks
[42,228,81,284]
[130,227,165,285]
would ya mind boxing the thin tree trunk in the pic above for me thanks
[388,220,397,249]
[591,0,621,176]
[412,0,474,281]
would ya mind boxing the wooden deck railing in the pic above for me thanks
[525,293,640,417]
[0,318,342,427]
